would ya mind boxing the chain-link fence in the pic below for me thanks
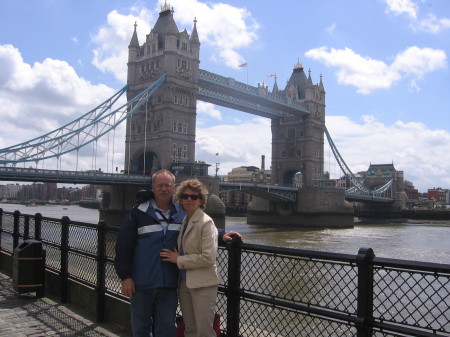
[1,208,449,337]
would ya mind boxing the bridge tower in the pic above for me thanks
[125,4,200,174]
[101,4,226,227]
[271,62,326,187]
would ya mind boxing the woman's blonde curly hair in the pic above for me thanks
[175,178,209,209]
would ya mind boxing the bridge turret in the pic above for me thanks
[285,60,308,99]
[190,18,200,59]
[305,68,315,100]
[272,76,279,94]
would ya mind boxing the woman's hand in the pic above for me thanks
[222,231,242,242]
[160,247,179,263]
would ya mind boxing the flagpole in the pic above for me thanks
[246,65,248,85]
[239,62,248,84]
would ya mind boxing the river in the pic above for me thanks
[1,203,449,264]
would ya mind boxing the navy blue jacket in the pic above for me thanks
[114,199,184,290]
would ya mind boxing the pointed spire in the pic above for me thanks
[294,58,303,70]
[190,17,200,45]
[319,73,325,92]
[161,0,171,13]
[272,77,279,94]
[129,21,140,48]
[307,68,313,85]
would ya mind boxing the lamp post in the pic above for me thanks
[215,153,220,178]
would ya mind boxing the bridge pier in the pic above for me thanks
[353,192,408,222]
[247,187,354,228]
[99,184,148,227]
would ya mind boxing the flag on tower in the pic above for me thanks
[239,62,247,67]
[268,74,277,78]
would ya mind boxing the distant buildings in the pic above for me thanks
[427,187,450,208]
[0,182,101,204]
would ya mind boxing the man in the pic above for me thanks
[114,169,241,337]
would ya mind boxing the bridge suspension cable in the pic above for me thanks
[324,126,370,193]
[324,126,393,198]
[0,73,167,166]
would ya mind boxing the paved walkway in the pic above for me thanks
[0,271,130,337]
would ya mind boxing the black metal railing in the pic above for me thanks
[1,208,449,337]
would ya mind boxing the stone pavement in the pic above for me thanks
[0,271,130,337]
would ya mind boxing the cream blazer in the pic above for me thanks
[176,207,220,288]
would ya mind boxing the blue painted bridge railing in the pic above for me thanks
[0,208,449,337]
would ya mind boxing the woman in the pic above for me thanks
[160,178,220,337]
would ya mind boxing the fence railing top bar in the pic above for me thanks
[239,242,357,263]
[2,210,120,232]
[374,256,450,274]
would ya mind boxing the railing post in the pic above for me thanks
[24,215,30,240]
[0,208,3,253]
[13,210,21,249]
[356,247,375,337]
[34,213,42,241]
[226,236,243,337]
[96,220,107,323]
[60,216,70,303]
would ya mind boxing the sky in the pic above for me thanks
[0,0,449,193]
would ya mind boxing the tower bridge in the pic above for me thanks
[0,4,405,227]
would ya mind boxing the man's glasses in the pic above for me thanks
[153,183,174,189]
[181,194,201,200]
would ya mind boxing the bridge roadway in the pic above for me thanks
[0,167,394,204]
[0,167,299,200]
[198,69,310,118]
[219,182,298,202]
[0,167,151,186]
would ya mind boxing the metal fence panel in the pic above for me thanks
[1,208,449,337]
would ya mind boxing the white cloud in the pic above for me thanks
[391,46,447,77]
[91,7,154,82]
[167,0,259,67]
[326,23,337,36]
[197,101,222,121]
[414,13,450,33]
[196,117,271,176]
[325,115,450,192]
[384,0,419,19]
[305,46,446,94]
[384,0,450,33]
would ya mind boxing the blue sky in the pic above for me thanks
[0,0,449,192]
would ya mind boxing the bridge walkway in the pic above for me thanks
[0,270,128,337]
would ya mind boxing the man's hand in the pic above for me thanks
[222,231,242,242]
[121,278,135,299]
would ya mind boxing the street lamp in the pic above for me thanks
[215,153,219,178]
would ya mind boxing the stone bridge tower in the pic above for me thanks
[125,4,200,174]
[271,62,326,187]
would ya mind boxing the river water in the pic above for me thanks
[1,203,449,264]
